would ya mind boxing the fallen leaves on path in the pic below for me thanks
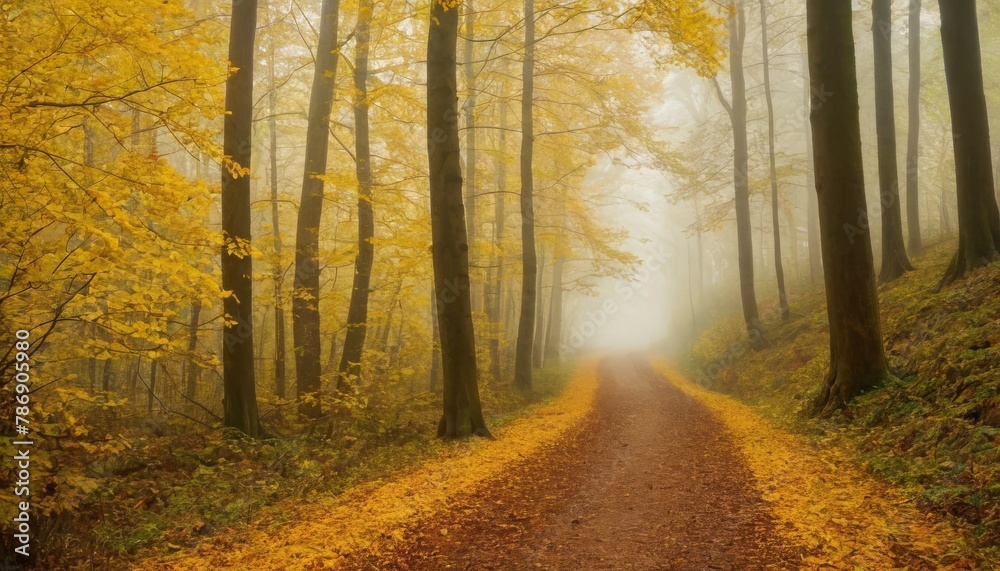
[650,359,976,570]
[134,363,599,571]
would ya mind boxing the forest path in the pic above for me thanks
[356,356,800,570]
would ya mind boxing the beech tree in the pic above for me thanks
[759,0,790,320]
[514,0,538,392]
[339,0,376,389]
[428,0,491,438]
[220,0,261,437]
[807,0,892,412]
[906,0,923,256]
[937,0,1000,284]
[873,0,913,283]
[292,0,341,418]
[714,0,768,350]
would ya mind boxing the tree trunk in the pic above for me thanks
[464,1,480,312]
[339,0,375,390]
[185,301,202,400]
[544,254,564,364]
[292,0,341,418]
[725,2,768,349]
[906,0,923,256]
[760,0,790,320]
[430,283,442,392]
[267,35,287,400]
[514,0,537,391]
[873,0,914,283]
[938,0,1000,284]
[804,52,823,285]
[220,0,260,437]
[807,0,892,413]
[488,93,507,384]
[428,0,491,438]
[532,246,546,368]
[147,359,158,414]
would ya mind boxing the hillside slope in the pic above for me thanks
[687,240,1000,564]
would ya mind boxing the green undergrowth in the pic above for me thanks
[684,239,1000,562]
[59,363,576,569]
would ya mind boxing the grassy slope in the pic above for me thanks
[685,240,1000,561]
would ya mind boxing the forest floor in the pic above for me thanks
[137,354,974,570]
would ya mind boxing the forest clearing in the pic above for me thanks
[3,0,1000,568]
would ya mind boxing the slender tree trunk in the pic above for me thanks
[906,0,923,256]
[292,0,341,418]
[267,35,286,400]
[430,283,442,392]
[339,0,375,390]
[380,281,403,350]
[427,0,491,438]
[325,329,339,374]
[101,359,113,393]
[464,1,480,312]
[220,0,260,437]
[722,2,768,349]
[544,254,564,364]
[807,0,892,413]
[147,360,158,414]
[488,95,508,384]
[805,53,823,285]
[514,0,537,391]
[873,0,914,283]
[185,301,202,400]
[532,247,546,368]
[760,0,790,320]
[937,0,1000,285]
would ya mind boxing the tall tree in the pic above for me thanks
[759,0,790,320]
[807,0,892,412]
[427,0,491,438]
[937,0,1000,284]
[220,0,261,437]
[292,0,341,418]
[514,0,537,391]
[804,51,823,285]
[338,0,376,390]
[544,253,564,364]
[464,1,480,311]
[873,0,914,283]
[714,0,768,350]
[267,29,286,400]
[488,93,509,384]
[532,246,546,368]
[906,0,923,256]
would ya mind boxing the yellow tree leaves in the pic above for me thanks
[0,0,225,374]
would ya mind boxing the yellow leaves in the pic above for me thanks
[137,363,600,571]
[650,360,972,570]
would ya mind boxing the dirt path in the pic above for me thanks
[352,356,800,570]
